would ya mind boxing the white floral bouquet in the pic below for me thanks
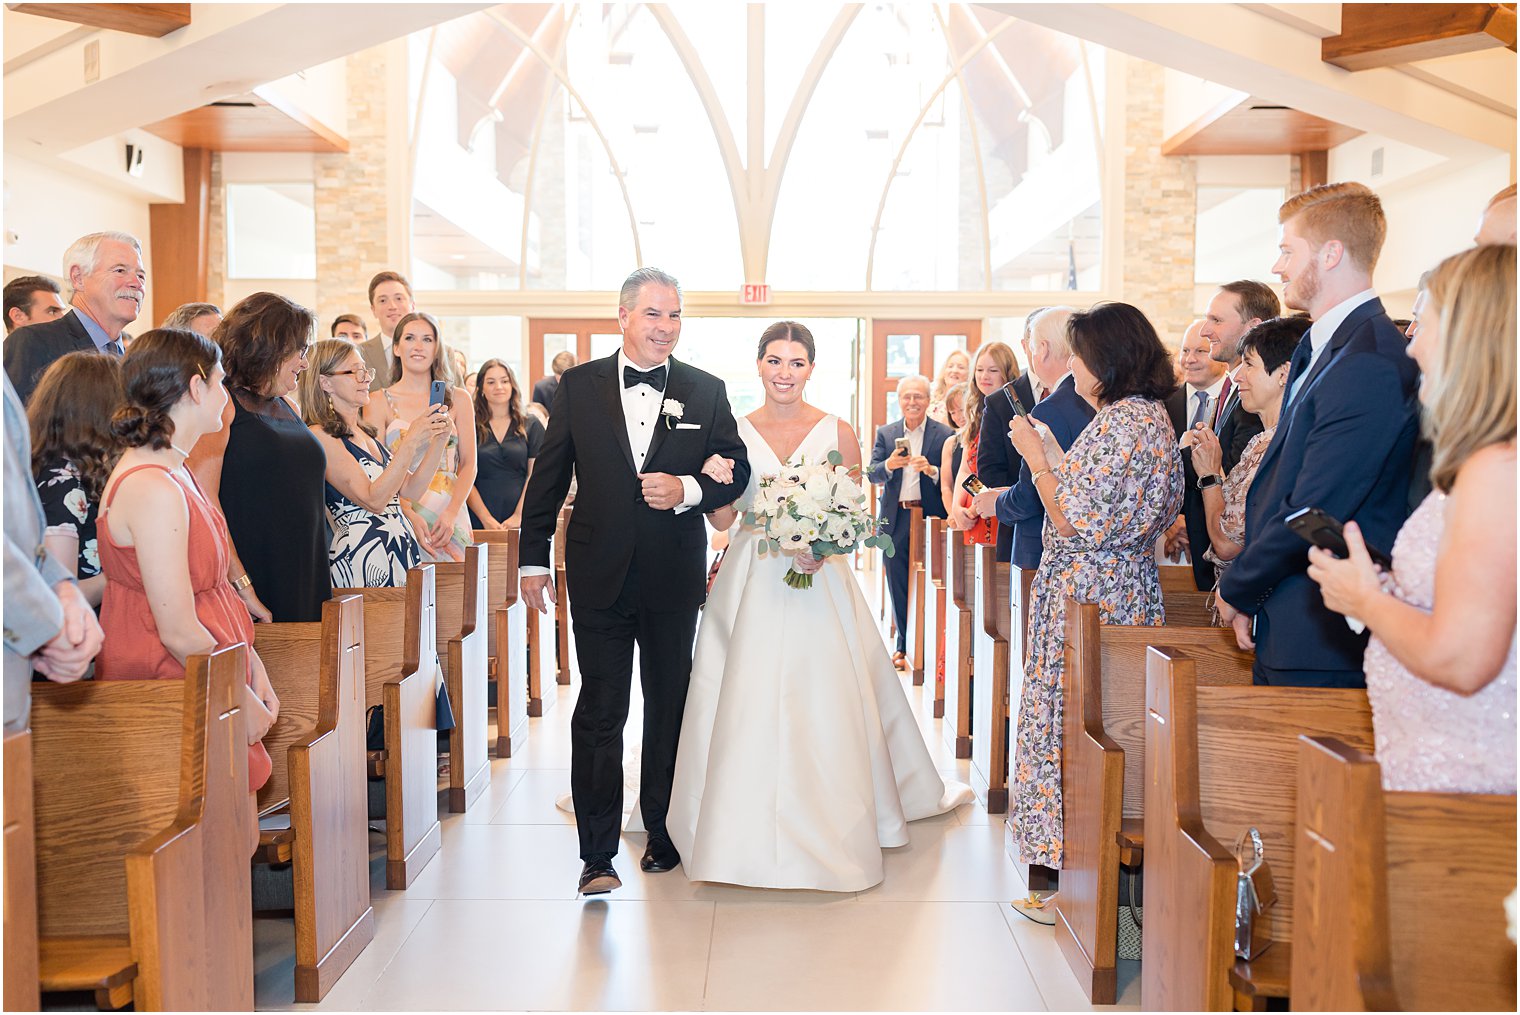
[743,450,895,590]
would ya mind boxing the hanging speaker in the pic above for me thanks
[125,144,145,178]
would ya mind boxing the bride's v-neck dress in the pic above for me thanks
[667,414,972,892]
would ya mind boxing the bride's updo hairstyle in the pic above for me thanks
[757,321,816,363]
[111,328,221,450]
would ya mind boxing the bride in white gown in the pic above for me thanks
[667,322,972,892]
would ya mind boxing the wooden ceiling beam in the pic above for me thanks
[6,4,191,39]
[1163,94,1363,156]
[1323,3,1516,71]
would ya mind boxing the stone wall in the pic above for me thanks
[1121,57,1198,345]
[204,47,393,326]
[314,49,393,324]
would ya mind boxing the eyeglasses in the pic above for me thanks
[329,366,376,380]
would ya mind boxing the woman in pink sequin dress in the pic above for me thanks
[1309,244,1516,793]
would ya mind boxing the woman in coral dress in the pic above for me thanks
[96,329,280,827]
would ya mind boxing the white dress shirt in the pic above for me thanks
[519,351,700,579]
[1183,374,1228,431]
[899,420,926,503]
[1290,288,1377,404]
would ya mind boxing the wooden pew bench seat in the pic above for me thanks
[1116,817,1144,867]
[38,936,138,1009]
[1229,946,1292,1008]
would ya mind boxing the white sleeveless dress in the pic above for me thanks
[667,414,972,891]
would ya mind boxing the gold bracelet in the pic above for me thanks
[231,573,252,591]
[1031,468,1053,484]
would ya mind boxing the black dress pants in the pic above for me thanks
[885,528,912,653]
[568,561,699,860]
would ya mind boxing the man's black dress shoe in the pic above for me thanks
[640,835,681,873]
[578,856,621,895]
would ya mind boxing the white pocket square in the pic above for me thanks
[676,422,702,430]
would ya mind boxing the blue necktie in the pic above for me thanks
[1188,390,1209,429]
[1282,335,1315,409]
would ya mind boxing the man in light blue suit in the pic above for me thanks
[4,376,103,733]
[867,375,953,667]
[971,309,1097,571]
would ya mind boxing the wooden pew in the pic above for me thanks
[526,512,564,701]
[31,646,254,1010]
[972,544,1011,812]
[927,518,948,718]
[942,533,975,759]
[5,729,40,1012]
[905,506,928,685]
[334,566,441,890]
[1159,564,1216,627]
[1054,602,1253,1004]
[1141,647,1373,1011]
[1292,736,1517,1012]
[252,595,374,1002]
[473,528,532,752]
[433,546,491,813]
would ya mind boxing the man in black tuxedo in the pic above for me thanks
[973,308,1097,571]
[972,317,1040,563]
[518,268,749,894]
[866,375,953,668]
[4,231,142,404]
[532,350,577,412]
[1218,183,1418,688]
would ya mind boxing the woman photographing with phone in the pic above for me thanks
[1308,243,1515,793]
[363,312,477,562]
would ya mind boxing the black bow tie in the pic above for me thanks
[623,364,667,390]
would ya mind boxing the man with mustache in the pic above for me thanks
[4,231,144,404]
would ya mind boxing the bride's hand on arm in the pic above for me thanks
[701,455,735,485]
[706,503,738,531]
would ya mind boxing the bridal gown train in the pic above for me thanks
[667,414,972,892]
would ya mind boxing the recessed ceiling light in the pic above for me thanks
[450,253,467,260]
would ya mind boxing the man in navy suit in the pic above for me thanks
[974,314,1042,562]
[971,308,1096,571]
[1217,183,1419,688]
[867,374,953,668]
[4,231,141,404]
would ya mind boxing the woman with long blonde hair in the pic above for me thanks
[928,348,970,424]
[950,341,1020,545]
[1309,243,1516,793]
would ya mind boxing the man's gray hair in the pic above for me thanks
[1031,306,1077,357]
[62,231,143,292]
[897,373,931,396]
[618,267,681,312]
[162,302,221,330]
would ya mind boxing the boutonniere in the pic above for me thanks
[661,398,685,429]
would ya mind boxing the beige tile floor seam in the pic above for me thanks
[251,572,1107,1011]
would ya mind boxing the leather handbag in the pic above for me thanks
[1234,827,1277,960]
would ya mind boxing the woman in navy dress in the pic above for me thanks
[466,359,544,530]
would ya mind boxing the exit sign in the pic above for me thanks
[741,283,771,305]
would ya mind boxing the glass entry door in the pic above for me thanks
[869,320,983,431]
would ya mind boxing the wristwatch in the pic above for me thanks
[1196,473,1223,491]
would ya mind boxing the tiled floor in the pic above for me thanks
[252,594,1141,1011]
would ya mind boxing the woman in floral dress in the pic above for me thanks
[27,351,124,608]
[1004,302,1182,921]
[299,338,451,587]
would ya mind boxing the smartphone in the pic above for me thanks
[429,379,449,407]
[1285,506,1394,571]
[894,436,910,455]
[1004,387,1029,418]
[962,474,988,497]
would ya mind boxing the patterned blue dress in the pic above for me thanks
[325,438,424,588]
